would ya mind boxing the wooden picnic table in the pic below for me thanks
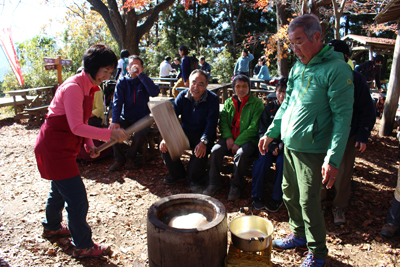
[250,78,268,89]
[150,77,178,97]
[7,86,54,125]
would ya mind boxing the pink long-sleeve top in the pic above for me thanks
[47,70,111,148]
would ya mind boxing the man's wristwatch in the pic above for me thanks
[200,137,208,145]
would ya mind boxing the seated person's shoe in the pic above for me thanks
[381,223,400,237]
[125,159,135,170]
[266,198,283,213]
[272,232,307,251]
[163,176,185,185]
[300,252,326,267]
[203,185,221,197]
[109,161,124,171]
[72,243,111,258]
[251,197,264,210]
[189,183,204,194]
[332,206,346,226]
[228,186,240,201]
[42,223,70,238]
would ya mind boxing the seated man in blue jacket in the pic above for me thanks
[109,55,160,171]
[160,70,219,193]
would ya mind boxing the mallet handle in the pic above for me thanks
[95,115,155,154]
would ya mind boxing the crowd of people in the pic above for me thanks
[33,13,395,267]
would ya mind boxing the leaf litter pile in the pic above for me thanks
[0,117,400,266]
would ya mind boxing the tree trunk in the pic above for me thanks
[276,1,289,77]
[379,26,400,136]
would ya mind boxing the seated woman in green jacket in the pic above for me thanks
[203,74,264,200]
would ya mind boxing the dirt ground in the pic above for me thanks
[1,117,400,267]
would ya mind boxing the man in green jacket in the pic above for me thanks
[203,74,264,200]
[259,14,354,267]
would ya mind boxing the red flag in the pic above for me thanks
[0,28,24,86]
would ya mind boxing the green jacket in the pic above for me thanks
[220,94,264,146]
[266,45,354,168]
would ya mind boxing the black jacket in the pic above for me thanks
[350,71,376,143]
[259,100,283,153]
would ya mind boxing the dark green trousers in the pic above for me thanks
[282,147,328,259]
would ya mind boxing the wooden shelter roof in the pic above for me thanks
[375,0,400,24]
[342,34,396,56]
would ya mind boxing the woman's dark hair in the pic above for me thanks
[277,77,288,92]
[259,57,266,65]
[179,45,189,56]
[232,74,251,94]
[83,44,118,79]
[120,49,130,59]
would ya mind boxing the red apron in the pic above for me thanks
[34,91,95,181]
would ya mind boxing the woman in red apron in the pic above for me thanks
[35,44,128,258]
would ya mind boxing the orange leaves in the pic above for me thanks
[121,0,151,12]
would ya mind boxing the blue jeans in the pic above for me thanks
[251,151,283,201]
[387,198,400,226]
[42,175,94,249]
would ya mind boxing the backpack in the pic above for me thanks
[122,58,129,77]
[188,55,199,73]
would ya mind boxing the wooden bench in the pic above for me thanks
[23,105,49,126]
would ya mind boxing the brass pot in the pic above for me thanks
[229,215,274,252]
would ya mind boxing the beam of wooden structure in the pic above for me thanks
[380,25,400,136]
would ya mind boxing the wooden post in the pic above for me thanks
[379,24,400,136]
[55,55,63,86]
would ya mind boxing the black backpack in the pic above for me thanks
[188,55,200,73]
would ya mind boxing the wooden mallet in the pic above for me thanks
[95,101,189,161]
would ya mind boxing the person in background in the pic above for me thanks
[356,54,383,92]
[172,46,190,98]
[253,57,264,77]
[251,77,287,211]
[376,95,385,119]
[347,58,354,70]
[323,39,376,226]
[159,56,175,78]
[109,55,160,171]
[171,57,181,75]
[255,57,271,85]
[199,56,211,80]
[160,70,219,193]
[233,49,254,77]
[35,44,129,259]
[115,49,130,81]
[203,74,264,200]
[260,15,354,267]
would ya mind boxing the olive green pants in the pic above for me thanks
[282,147,328,259]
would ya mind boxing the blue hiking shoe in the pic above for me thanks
[272,232,307,251]
[300,252,326,267]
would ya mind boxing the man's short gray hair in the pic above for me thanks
[189,69,209,83]
[288,14,322,42]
